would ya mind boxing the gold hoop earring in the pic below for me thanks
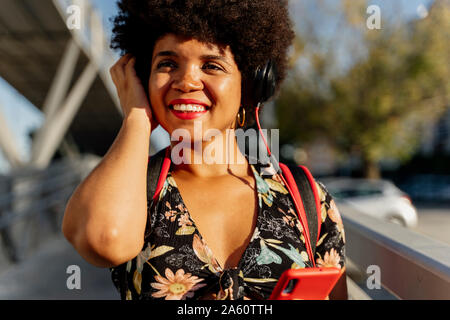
[237,107,246,128]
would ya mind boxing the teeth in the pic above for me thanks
[173,104,207,112]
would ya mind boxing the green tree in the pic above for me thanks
[277,0,450,178]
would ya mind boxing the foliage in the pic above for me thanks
[277,0,450,177]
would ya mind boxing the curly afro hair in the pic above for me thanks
[110,0,295,126]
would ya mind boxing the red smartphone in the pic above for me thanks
[269,267,343,300]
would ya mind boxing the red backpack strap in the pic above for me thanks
[279,163,322,267]
[298,165,322,243]
[150,147,171,201]
[279,163,315,267]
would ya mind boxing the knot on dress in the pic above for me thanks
[216,268,245,300]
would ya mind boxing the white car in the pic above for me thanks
[320,177,418,228]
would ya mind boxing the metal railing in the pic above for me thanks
[342,205,450,300]
[0,155,100,268]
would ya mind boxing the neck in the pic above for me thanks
[170,129,249,178]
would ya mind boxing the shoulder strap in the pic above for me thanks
[279,163,322,266]
[297,165,322,243]
[287,165,322,255]
[116,147,169,300]
[147,147,170,204]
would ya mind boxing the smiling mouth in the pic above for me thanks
[169,104,210,113]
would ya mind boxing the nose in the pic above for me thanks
[171,66,203,92]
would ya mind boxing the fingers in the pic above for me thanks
[110,53,134,86]
[110,53,132,75]
[125,56,141,84]
[109,53,151,120]
[117,53,133,68]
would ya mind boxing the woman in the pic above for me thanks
[62,0,347,300]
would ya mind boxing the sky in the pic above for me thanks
[0,0,435,173]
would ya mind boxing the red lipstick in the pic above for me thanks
[170,109,208,120]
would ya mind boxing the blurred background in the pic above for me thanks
[0,0,448,300]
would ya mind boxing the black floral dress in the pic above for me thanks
[110,158,345,300]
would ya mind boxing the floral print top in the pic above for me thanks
[110,159,345,300]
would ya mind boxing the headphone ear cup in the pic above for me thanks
[252,60,277,107]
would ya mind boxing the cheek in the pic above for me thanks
[214,76,242,107]
[148,74,172,129]
[149,74,169,96]
[149,74,171,108]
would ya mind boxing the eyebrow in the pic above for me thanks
[154,51,231,66]
[154,50,178,59]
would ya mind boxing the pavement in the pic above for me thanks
[0,235,119,300]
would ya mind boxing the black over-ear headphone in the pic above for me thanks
[244,59,281,172]
[250,60,278,108]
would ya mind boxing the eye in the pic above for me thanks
[156,60,177,69]
[203,63,223,71]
